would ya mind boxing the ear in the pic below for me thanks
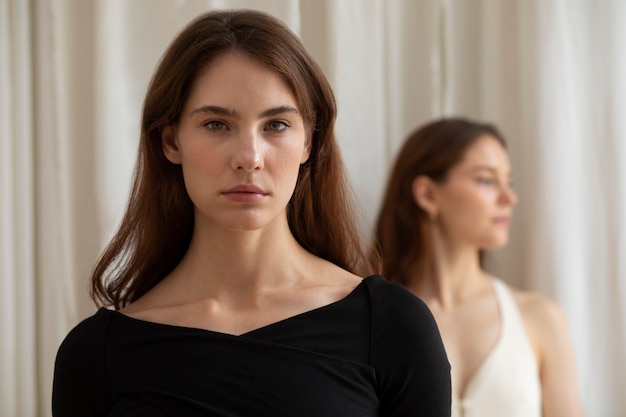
[411,175,439,219]
[162,125,182,164]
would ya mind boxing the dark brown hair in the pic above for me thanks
[91,9,377,308]
[373,117,506,286]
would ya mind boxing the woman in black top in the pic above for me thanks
[52,9,451,416]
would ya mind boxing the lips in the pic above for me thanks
[224,184,266,194]
[222,184,267,203]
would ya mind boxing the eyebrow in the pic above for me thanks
[471,165,497,173]
[189,105,299,118]
[471,165,513,176]
[260,105,299,118]
[190,105,239,118]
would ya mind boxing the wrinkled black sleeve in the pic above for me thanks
[367,277,452,416]
[52,309,112,417]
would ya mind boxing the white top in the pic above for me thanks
[451,278,542,417]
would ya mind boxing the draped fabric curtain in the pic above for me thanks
[1,0,624,415]
[1,1,36,415]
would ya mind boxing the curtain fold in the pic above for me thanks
[1,0,624,415]
[33,1,82,414]
[0,0,37,416]
[0,0,37,415]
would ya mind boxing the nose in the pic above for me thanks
[499,184,518,206]
[232,131,263,172]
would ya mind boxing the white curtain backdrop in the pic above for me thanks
[1,1,36,415]
[1,0,624,415]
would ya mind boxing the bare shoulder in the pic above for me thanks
[506,284,585,416]
[508,285,567,330]
[304,256,364,298]
[507,284,573,361]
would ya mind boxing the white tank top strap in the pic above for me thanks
[452,277,542,417]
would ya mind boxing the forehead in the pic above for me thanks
[184,51,297,110]
[454,135,510,171]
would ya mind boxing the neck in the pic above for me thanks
[407,224,489,309]
[166,214,313,298]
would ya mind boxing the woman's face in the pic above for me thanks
[430,135,517,249]
[162,51,310,233]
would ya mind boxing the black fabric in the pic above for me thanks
[52,275,451,416]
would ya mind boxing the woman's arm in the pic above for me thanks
[520,293,585,417]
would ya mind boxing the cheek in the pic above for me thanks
[178,148,222,200]
[273,151,305,194]
[272,140,308,173]
[180,148,219,179]
[454,186,496,209]
[439,188,495,227]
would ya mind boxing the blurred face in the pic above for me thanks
[162,51,310,232]
[431,135,517,249]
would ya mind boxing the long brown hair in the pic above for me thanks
[373,117,506,286]
[91,9,377,308]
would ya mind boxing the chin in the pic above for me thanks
[479,234,510,249]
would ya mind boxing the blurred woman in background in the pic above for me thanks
[373,117,584,417]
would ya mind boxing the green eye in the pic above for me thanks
[203,120,227,130]
[267,121,288,132]
[477,178,495,185]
